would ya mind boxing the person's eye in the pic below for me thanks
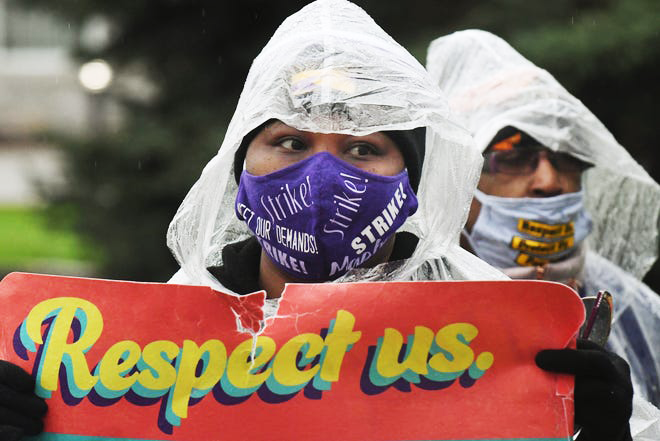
[348,143,380,158]
[278,138,306,151]
[498,149,530,165]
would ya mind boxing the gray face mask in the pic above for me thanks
[465,190,593,269]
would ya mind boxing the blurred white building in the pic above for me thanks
[0,0,120,205]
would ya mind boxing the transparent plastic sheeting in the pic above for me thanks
[583,254,660,405]
[630,395,660,441]
[166,0,505,291]
[427,29,660,280]
[427,30,660,414]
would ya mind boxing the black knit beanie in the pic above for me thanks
[233,122,426,193]
[383,127,426,193]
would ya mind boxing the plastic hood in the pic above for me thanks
[427,29,660,278]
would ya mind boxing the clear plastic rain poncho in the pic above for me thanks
[427,30,660,411]
[166,2,505,294]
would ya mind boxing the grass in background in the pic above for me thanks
[0,206,99,269]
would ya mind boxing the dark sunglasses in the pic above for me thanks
[483,146,591,175]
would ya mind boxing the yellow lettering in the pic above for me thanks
[272,334,323,387]
[226,337,275,390]
[97,340,140,394]
[429,323,477,373]
[171,339,226,419]
[24,297,101,395]
[376,326,433,378]
[136,340,179,391]
[319,310,361,382]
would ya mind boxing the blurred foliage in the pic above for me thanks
[0,206,98,265]
[39,111,223,280]
[16,0,660,286]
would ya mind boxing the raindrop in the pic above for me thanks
[571,16,574,25]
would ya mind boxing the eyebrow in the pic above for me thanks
[268,120,308,132]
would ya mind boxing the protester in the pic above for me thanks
[0,3,636,441]
[165,2,505,293]
[427,27,660,433]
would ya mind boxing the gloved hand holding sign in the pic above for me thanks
[0,360,47,441]
[536,339,633,441]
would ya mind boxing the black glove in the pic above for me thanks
[0,360,48,441]
[536,339,633,441]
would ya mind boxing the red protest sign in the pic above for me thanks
[0,272,583,441]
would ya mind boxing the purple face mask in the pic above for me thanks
[235,152,418,280]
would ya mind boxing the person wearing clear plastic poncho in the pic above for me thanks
[0,3,634,440]
[165,3,505,292]
[427,29,660,439]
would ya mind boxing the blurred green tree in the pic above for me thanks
[18,0,660,287]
